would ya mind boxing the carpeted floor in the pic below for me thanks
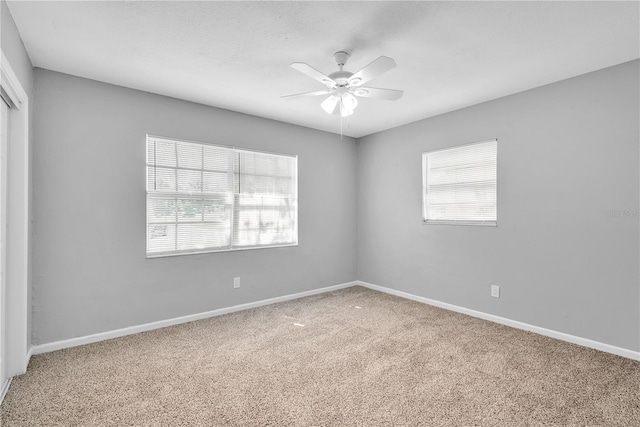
[2,286,639,426]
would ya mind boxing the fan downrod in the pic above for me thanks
[329,51,353,86]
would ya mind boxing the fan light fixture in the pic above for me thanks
[282,51,403,119]
[321,90,358,117]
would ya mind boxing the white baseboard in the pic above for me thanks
[29,279,640,362]
[25,346,33,371]
[357,281,640,361]
[0,377,11,405]
[32,281,358,356]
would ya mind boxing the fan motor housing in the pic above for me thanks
[328,70,353,86]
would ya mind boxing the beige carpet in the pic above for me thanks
[2,286,639,426]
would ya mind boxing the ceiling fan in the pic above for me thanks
[282,51,403,117]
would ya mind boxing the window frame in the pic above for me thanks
[422,139,498,227]
[146,135,298,258]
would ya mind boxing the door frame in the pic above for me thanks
[0,50,30,386]
[0,89,8,394]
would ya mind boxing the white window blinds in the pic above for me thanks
[422,139,497,226]
[146,136,297,256]
[234,151,297,247]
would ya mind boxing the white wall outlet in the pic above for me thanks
[491,284,500,298]
[233,277,240,288]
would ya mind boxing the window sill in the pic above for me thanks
[423,220,497,227]
[146,242,299,259]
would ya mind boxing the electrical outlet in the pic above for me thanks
[233,277,240,288]
[491,284,500,298]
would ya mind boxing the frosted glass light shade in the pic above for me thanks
[339,92,358,117]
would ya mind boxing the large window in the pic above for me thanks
[146,136,297,257]
[422,139,497,226]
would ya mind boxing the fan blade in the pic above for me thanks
[281,89,333,100]
[348,56,396,86]
[321,95,340,115]
[352,87,403,101]
[290,63,336,87]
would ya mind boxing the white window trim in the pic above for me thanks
[146,135,298,258]
[423,219,498,227]
[146,242,299,259]
[422,139,498,227]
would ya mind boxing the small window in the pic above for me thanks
[146,135,297,257]
[422,139,497,226]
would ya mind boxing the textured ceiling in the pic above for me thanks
[7,1,640,138]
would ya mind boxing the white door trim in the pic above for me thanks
[0,50,30,378]
[0,52,25,110]
[0,92,8,395]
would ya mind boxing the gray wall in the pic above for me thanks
[357,60,640,351]
[32,69,357,344]
[30,59,640,353]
